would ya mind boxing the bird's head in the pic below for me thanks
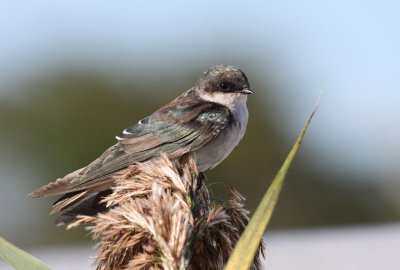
[195,65,253,96]
[195,65,253,108]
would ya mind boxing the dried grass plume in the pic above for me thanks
[69,153,264,270]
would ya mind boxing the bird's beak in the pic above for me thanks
[240,88,254,95]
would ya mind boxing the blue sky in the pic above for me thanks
[0,0,399,181]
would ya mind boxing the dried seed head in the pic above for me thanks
[70,153,263,270]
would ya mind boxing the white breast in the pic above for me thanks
[195,92,249,171]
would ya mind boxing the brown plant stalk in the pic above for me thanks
[68,153,264,270]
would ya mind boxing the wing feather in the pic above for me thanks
[33,96,231,196]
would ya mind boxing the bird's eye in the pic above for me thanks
[219,82,229,90]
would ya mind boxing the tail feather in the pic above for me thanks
[54,190,111,226]
[50,191,88,214]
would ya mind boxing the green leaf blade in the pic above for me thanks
[0,236,50,270]
[225,93,321,270]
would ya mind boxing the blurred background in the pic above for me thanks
[0,1,399,269]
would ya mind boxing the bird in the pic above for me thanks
[29,64,253,225]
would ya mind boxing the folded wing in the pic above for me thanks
[30,98,231,197]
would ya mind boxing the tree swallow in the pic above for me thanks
[30,64,253,224]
